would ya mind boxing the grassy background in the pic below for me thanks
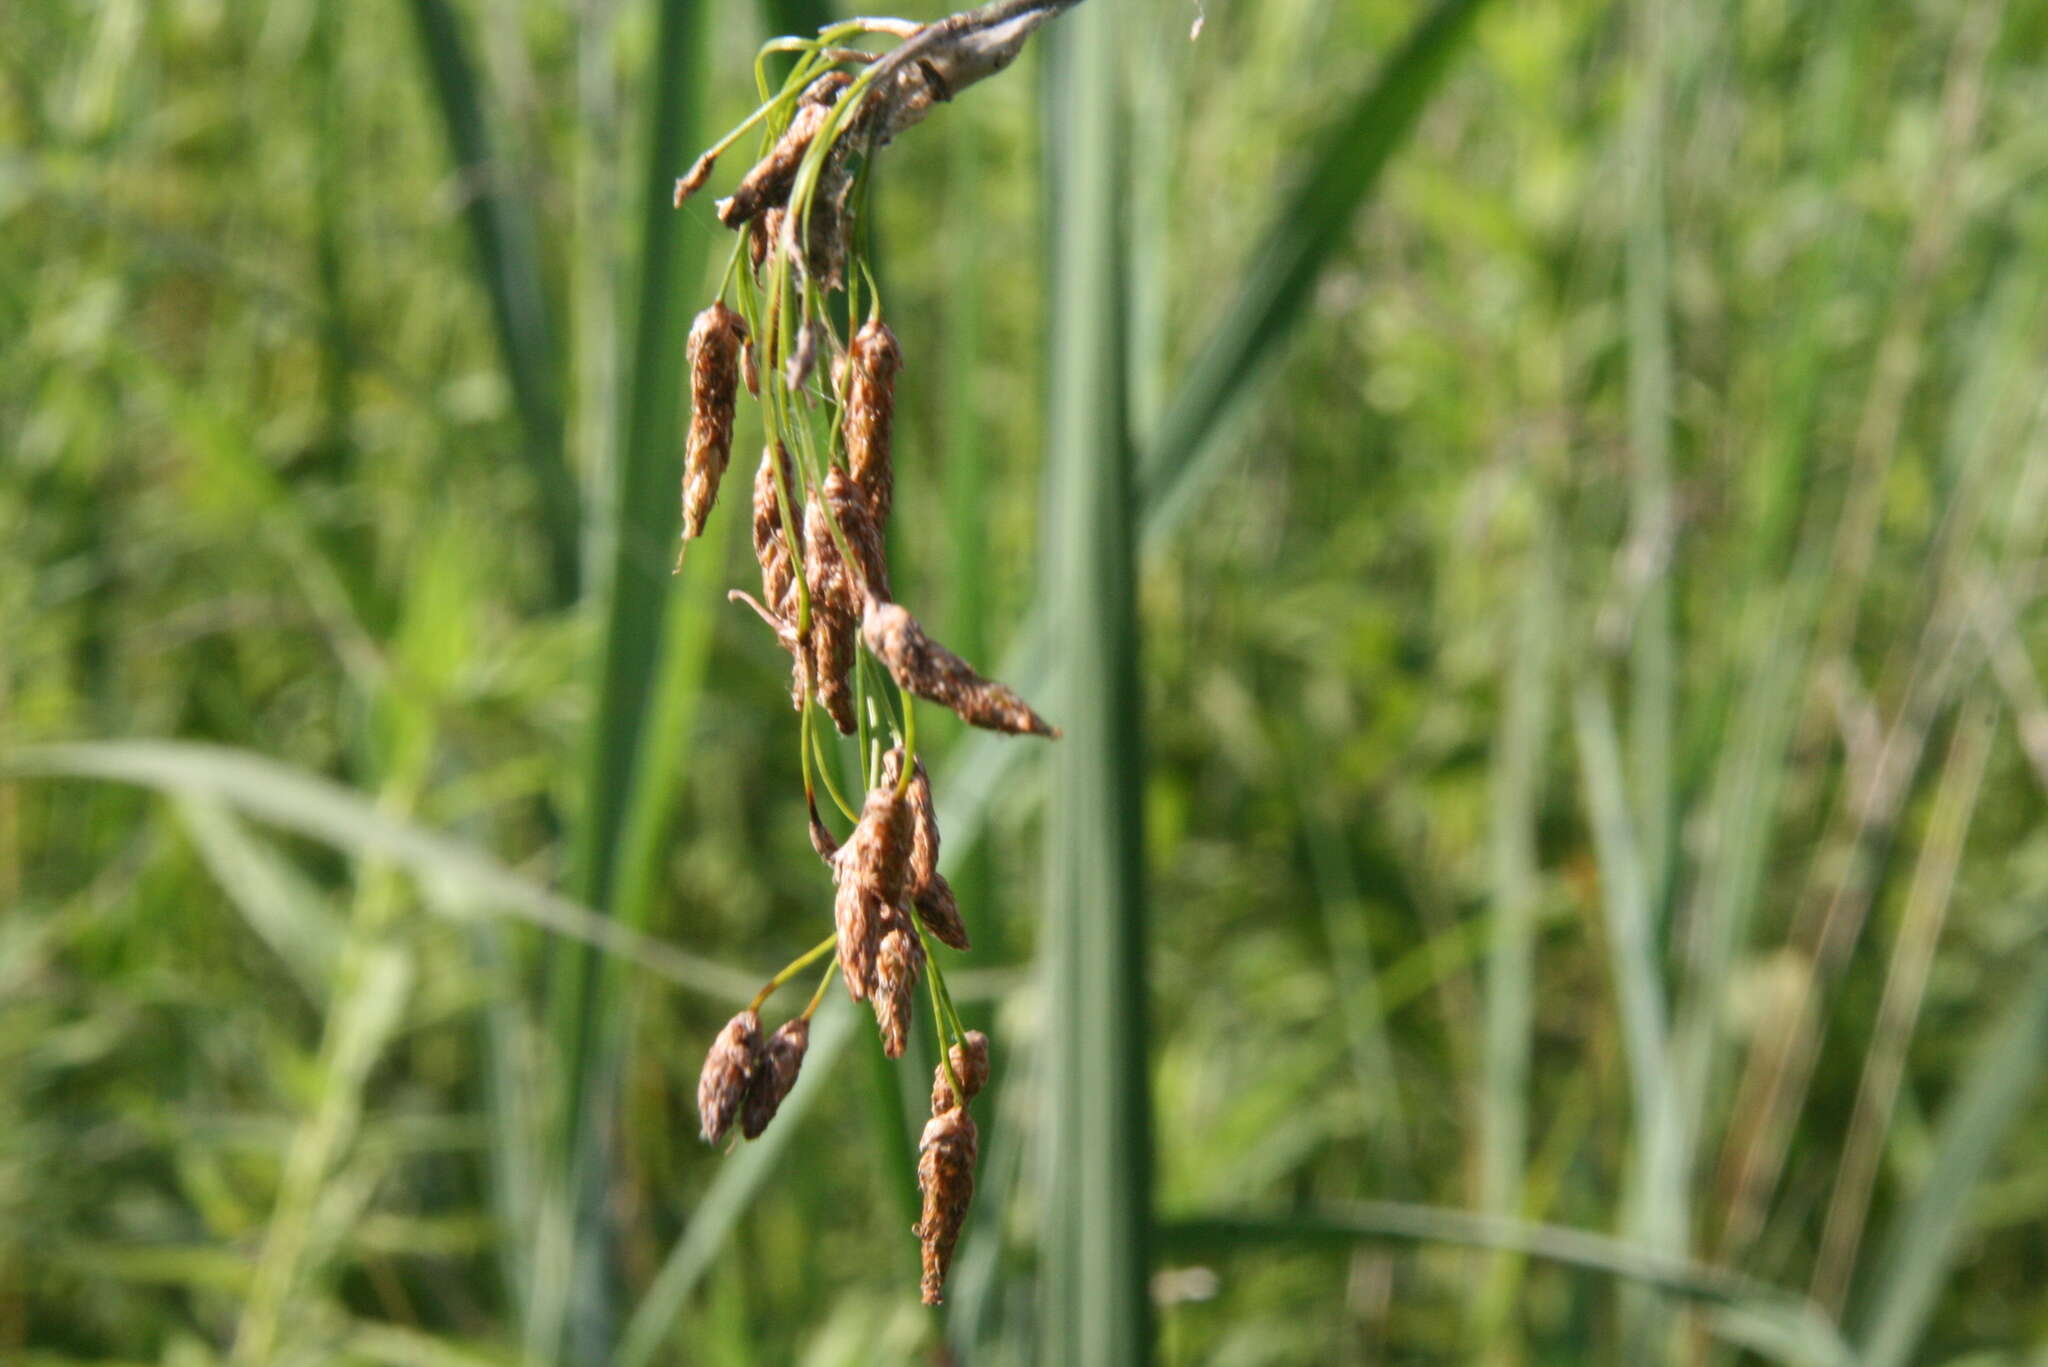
[6,0,2048,1362]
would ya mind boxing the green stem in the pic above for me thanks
[750,933,839,1013]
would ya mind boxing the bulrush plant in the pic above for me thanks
[679,0,1082,1306]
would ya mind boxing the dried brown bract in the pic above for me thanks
[930,1029,990,1113]
[741,1017,810,1140]
[873,908,925,1058]
[681,302,749,549]
[717,71,855,229]
[697,1009,763,1144]
[804,488,860,733]
[862,599,1059,738]
[915,1106,979,1305]
[844,320,903,527]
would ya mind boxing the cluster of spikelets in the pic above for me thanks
[677,2,1069,1308]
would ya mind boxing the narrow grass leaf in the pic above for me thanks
[403,0,579,604]
[2,741,756,1001]
[177,796,344,998]
[1040,5,1151,1361]
[1159,1208,1853,1367]
[548,0,712,1353]
[1854,949,2048,1367]
[1139,0,1494,532]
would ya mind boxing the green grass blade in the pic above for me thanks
[1039,5,1150,1361]
[1573,678,1685,1350]
[546,0,712,1354]
[932,0,1495,871]
[1623,0,1676,913]
[1158,1208,1853,1367]
[1854,949,2048,1367]
[176,796,345,999]
[402,0,579,605]
[1473,533,1556,1338]
[1139,0,1494,532]
[2,741,756,1001]
[610,997,857,1367]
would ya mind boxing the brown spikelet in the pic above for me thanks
[753,444,798,609]
[741,1017,809,1140]
[824,466,890,601]
[804,489,859,734]
[931,1030,991,1114]
[832,783,911,1000]
[914,875,971,953]
[741,338,760,397]
[784,317,819,391]
[750,207,782,275]
[879,746,971,950]
[873,909,925,1059]
[915,1107,979,1305]
[844,320,902,528]
[681,302,748,547]
[716,72,853,229]
[744,445,811,713]
[674,149,717,207]
[833,880,881,1003]
[696,1009,762,1145]
[861,599,1059,738]
[806,789,841,864]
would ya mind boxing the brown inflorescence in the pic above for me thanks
[915,1106,979,1305]
[741,1017,810,1140]
[673,7,1080,1306]
[697,1009,763,1145]
[843,320,903,528]
[681,302,748,550]
[930,1029,991,1113]
[862,599,1059,737]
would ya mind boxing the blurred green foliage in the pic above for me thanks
[5,0,2048,1362]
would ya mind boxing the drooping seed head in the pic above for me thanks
[915,1106,979,1305]
[741,1017,810,1140]
[696,1009,763,1145]
[844,320,902,528]
[931,1030,991,1113]
[861,599,1059,738]
[681,302,748,545]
